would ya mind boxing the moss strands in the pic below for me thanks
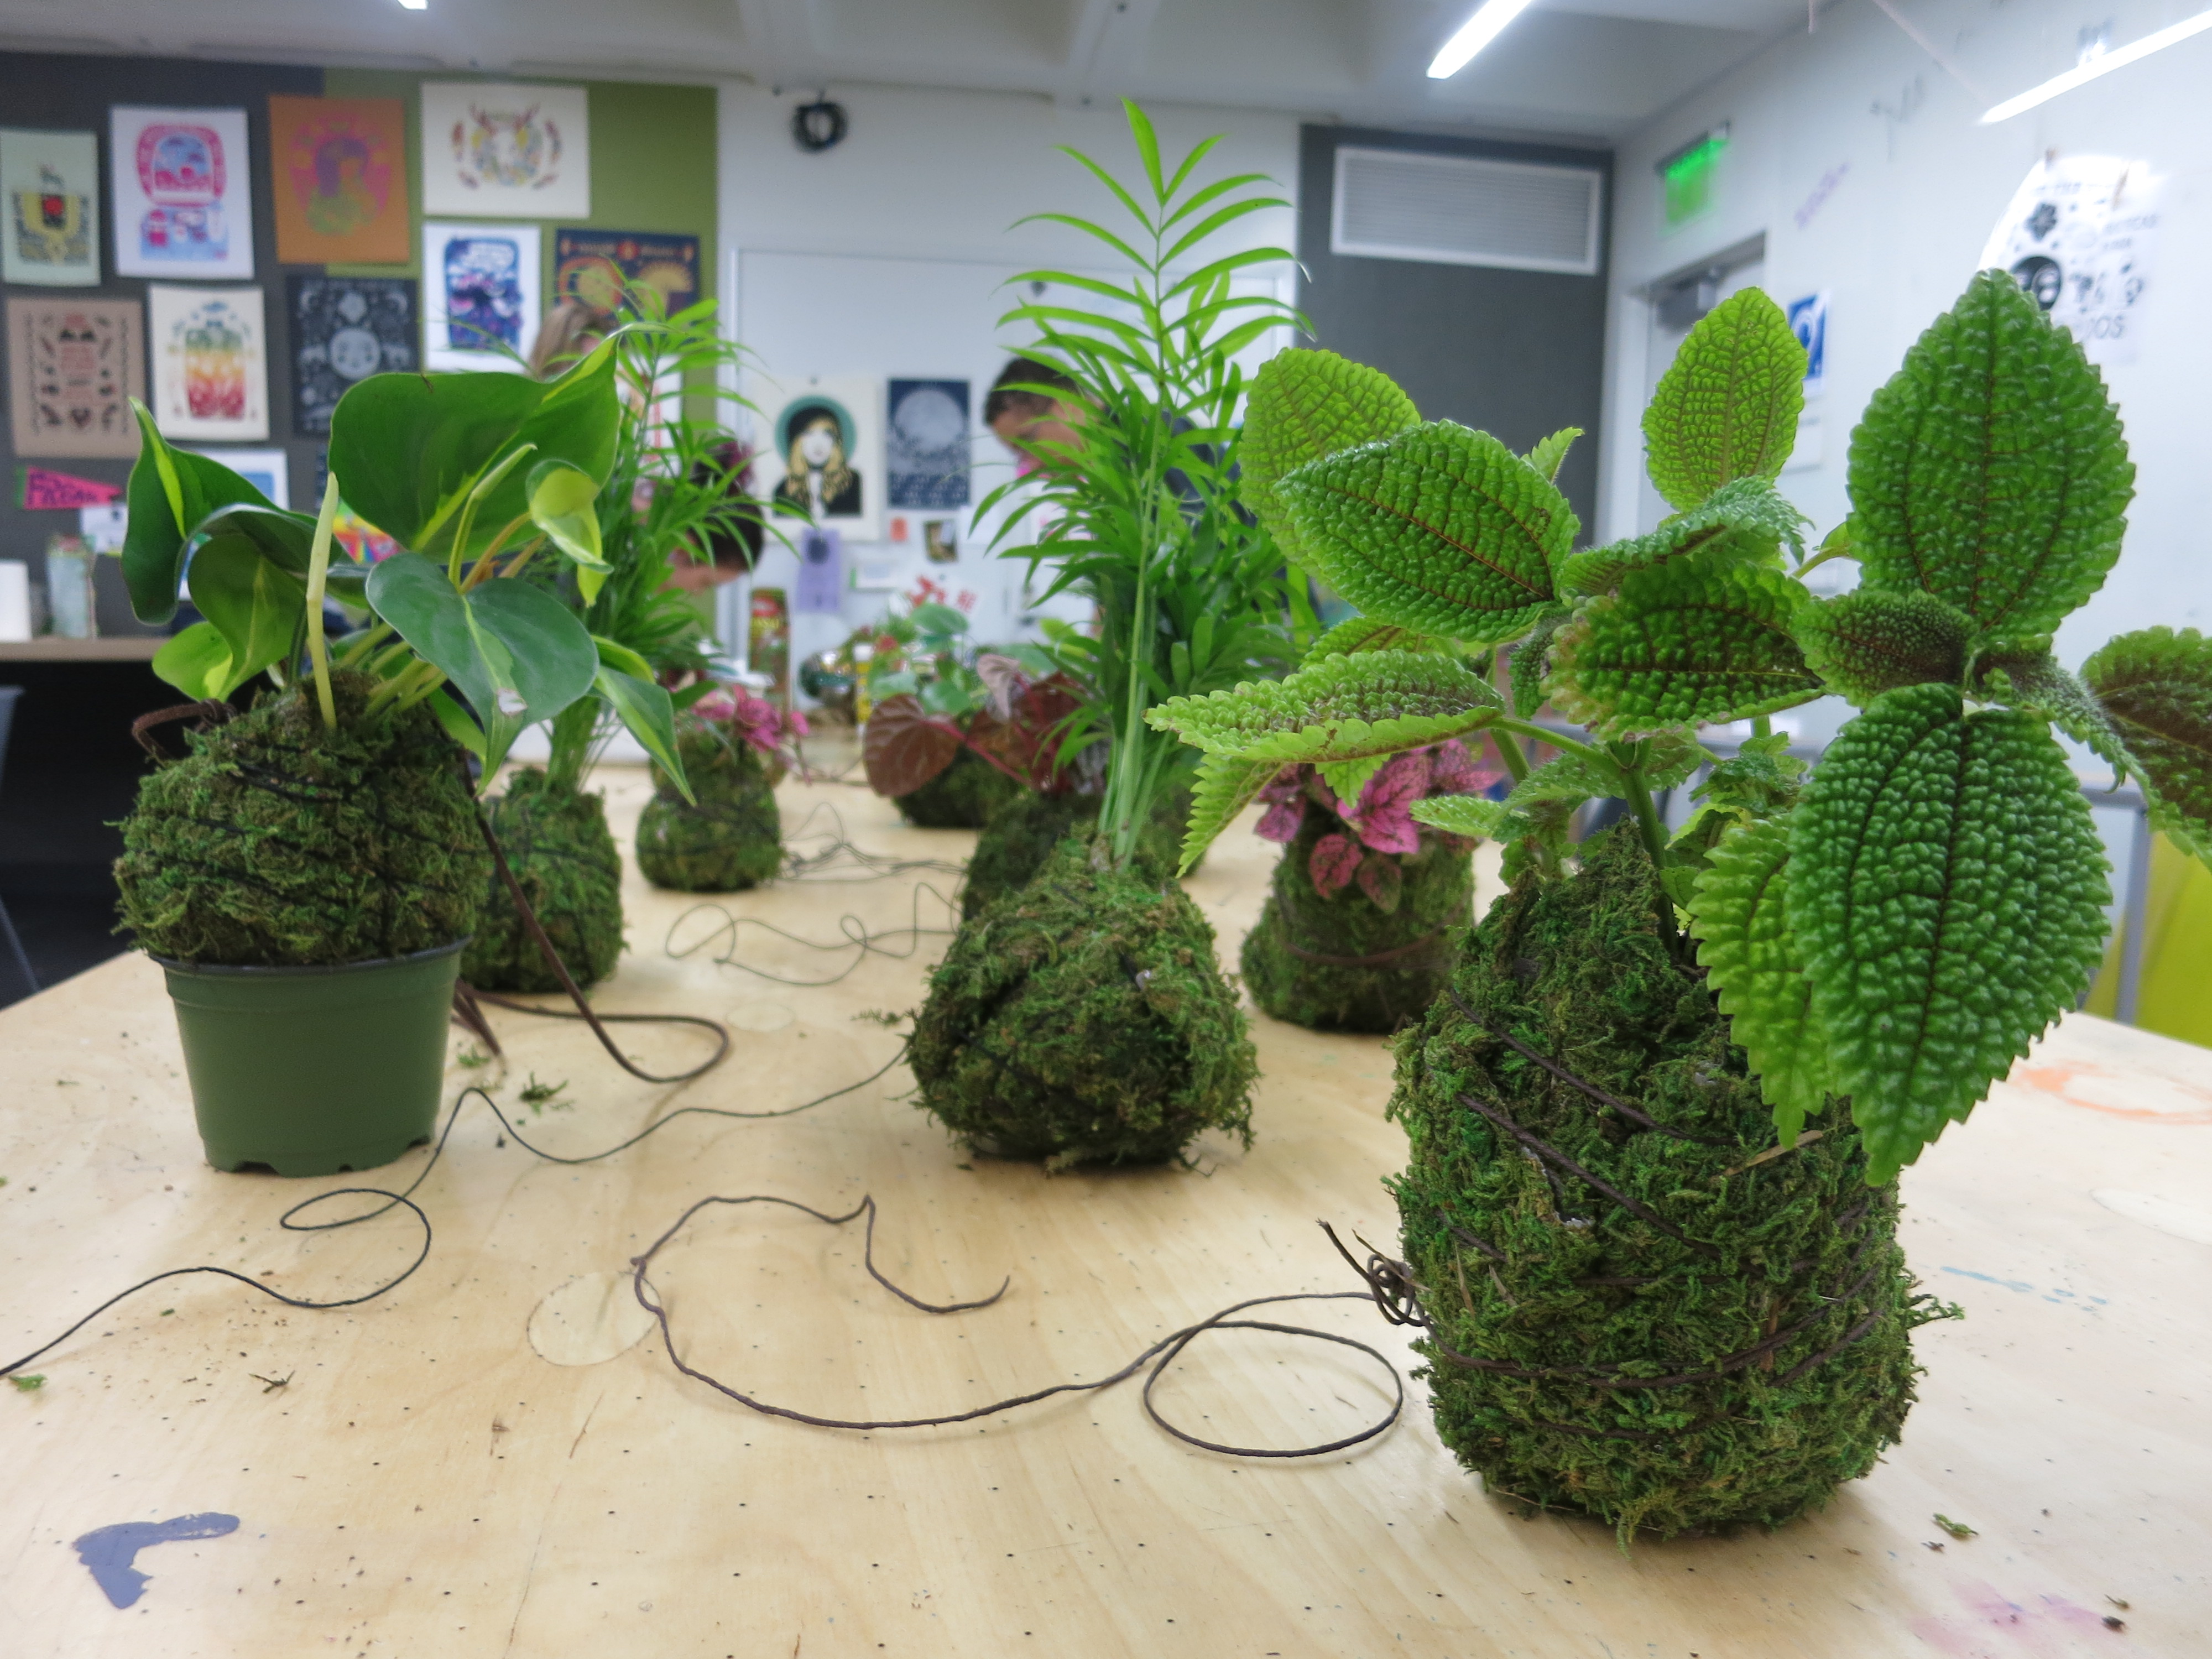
[636,722,784,893]
[462,770,624,992]
[894,747,1024,830]
[911,835,1256,1170]
[959,785,1194,921]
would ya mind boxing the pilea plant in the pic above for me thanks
[1150,272,2212,1535]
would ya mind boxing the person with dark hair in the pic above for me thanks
[984,356,1082,468]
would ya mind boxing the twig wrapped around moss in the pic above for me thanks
[959,784,1194,921]
[462,770,623,992]
[636,721,784,893]
[115,676,486,966]
[894,746,1024,830]
[911,834,1256,1170]
[1387,828,1955,1541]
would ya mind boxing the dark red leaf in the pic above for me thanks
[864,694,963,798]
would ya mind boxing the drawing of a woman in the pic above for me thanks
[773,401,862,520]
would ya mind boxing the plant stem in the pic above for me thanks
[1490,724,1531,786]
[1619,759,1684,956]
[305,473,341,730]
[335,620,392,669]
[1751,714,1772,739]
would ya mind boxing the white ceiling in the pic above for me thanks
[0,0,1811,142]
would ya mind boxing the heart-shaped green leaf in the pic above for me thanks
[526,458,608,598]
[150,622,236,701]
[187,534,305,698]
[595,662,690,800]
[121,403,281,624]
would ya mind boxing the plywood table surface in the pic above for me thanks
[2,770,2207,1658]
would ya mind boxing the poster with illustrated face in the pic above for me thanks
[6,296,143,457]
[148,284,269,441]
[753,375,883,544]
[422,222,541,372]
[111,107,254,279]
[552,228,698,317]
[184,447,290,510]
[0,129,101,286]
[1979,156,2162,367]
[885,379,971,510]
[269,96,409,265]
[421,82,589,220]
[290,275,416,435]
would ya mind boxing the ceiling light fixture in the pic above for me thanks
[1427,0,1538,78]
[1981,6,2212,121]
[398,0,427,10]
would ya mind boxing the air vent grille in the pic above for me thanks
[1331,147,1602,275]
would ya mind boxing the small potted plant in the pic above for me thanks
[853,583,1027,830]
[637,682,807,891]
[114,343,647,1176]
[1151,274,2212,1535]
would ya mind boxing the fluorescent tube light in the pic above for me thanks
[398,0,427,9]
[1981,7,2212,121]
[1427,0,1538,78]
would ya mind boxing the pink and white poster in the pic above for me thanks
[148,284,268,442]
[111,107,255,279]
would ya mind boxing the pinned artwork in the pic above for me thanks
[17,466,121,510]
[422,222,541,372]
[0,128,101,286]
[111,107,254,279]
[421,82,590,220]
[5,296,143,458]
[182,447,289,510]
[269,96,409,265]
[552,228,699,317]
[886,378,971,510]
[291,275,416,435]
[755,375,883,543]
[1785,293,1827,397]
[148,285,269,442]
[923,519,959,564]
[1980,156,2161,367]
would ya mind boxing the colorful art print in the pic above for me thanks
[17,465,121,510]
[422,222,541,373]
[269,96,409,264]
[333,504,399,565]
[111,107,254,279]
[753,374,883,542]
[420,83,590,220]
[148,285,268,442]
[0,129,101,286]
[552,229,699,317]
[885,378,971,510]
[182,447,289,510]
[290,275,416,435]
[922,518,958,564]
[5,297,143,458]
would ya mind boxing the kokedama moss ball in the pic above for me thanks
[1243,815,1472,1034]
[959,786,1194,921]
[636,724,784,893]
[911,834,1257,1170]
[462,770,623,992]
[1388,827,1949,1541]
[894,747,1023,829]
[115,676,487,967]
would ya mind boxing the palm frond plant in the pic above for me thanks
[905,101,1297,1169]
[1150,273,2212,1536]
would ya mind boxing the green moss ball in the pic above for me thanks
[636,726,784,893]
[462,770,624,992]
[894,747,1024,829]
[959,786,1195,921]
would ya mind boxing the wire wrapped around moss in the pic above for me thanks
[1242,816,1472,1033]
[894,747,1023,829]
[1386,827,1954,1541]
[959,785,1194,921]
[462,770,623,992]
[911,834,1256,1170]
[635,723,784,893]
[115,676,486,967]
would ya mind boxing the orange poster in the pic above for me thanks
[268,95,409,264]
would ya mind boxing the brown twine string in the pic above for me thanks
[131,699,236,758]
[1455,1091,1719,1255]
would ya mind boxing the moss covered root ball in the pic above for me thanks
[1241,819,1472,1034]
[911,835,1257,1170]
[115,677,487,967]
[894,747,1023,829]
[959,786,1194,921]
[1388,827,1948,1541]
[462,770,623,992]
[636,727,784,893]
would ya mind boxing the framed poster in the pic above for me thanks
[756,375,883,543]
[111,107,254,279]
[422,222,540,372]
[269,96,409,265]
[290,275,416,435]
[886,378,971,510]
[184,447,289,509]
[6,296,143,457]
[1,128,101,286]
[148,285,269,442]
[421,83,589,220]
[552,228,699,316]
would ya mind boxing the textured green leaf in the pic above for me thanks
[1789,684,2110,1182]
[1642,289,1806,512]
[1145,648,1502,764]
[1525,426,1581,484]
[1508,606,1571,717]
[1298,616,1444,666]
[1971,639,2130,781]
[1557,477,1807,597]
[1410,795,1515,839]
[1275,421,1571,644]
[1176,752,1285,873]
[1690,731,1804,818]
[1318,756,1387,806]
[1849,270,2132,637]
[1689,815,1832,1145]
[1241,348,1418,564]
[1545,559,1820,737]
[1504,749,1623,811]
[1796,588,1973,705]
[2081,627,2212,865]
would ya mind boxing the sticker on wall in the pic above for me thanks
[290,275,416,435]
[111,107,254,279]
[184,447,290,509]
[421,82,589,220]
[755,375,884,543]
[17,466,121,510]
[422,222,541,373]
[1979,156,2161,367]
[0,128,101,286]
[5,296,144,458]
[268,96,409,265]
[886,378,971,510]
[793,527,844,613]
[148,284,269,442]
[552,228,700,317]
[1785,293,1827,398]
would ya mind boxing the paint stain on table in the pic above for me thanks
[72,1512,240,1608]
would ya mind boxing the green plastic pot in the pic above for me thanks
[155,939,466,1177]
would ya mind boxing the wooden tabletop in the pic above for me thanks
[2,769,2206,1657]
